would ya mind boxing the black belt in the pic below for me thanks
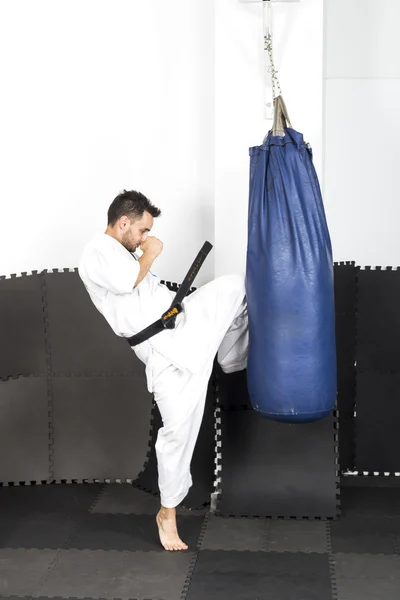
[126,241,213,347]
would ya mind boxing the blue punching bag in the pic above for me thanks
[245,96,336,423]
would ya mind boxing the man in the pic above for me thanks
[79,190,248,551]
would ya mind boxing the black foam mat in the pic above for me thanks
[68,513,204,552]
[43,271,137,374]
[336,313,356,367]
[356,372,400,472]
[38,549,194,600]
[51,375,152,480]
[0,377,50,482]
[333,553,400,600]
[333,264,357,424]
[218,407,338,518]
[0,274,47,379]
[339,486,400,518]
[217,367,252,410]
[329,514,400,554]
[357,268,400,371]
[133,402,160,496]
[338,414,355,472]
[90,482,205,515]
[187,550,333,600]
[337,364,356,408]
[0,482,103,514]
[134,376,216,509]
[1,484,400,600]
[336,362,356,472]
[185,376,216,508]
[333,262,357,315]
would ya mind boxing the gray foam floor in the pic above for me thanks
[218,407,338,518]
[0,377,50,482]
[43,271,137,374]
[0,274,47,378]
[51,375,152,480]
[1,482,400,599]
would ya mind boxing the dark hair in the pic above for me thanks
[107,190,161,225]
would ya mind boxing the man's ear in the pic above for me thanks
[119,216,129,229]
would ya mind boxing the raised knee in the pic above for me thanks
[218,274,245,297]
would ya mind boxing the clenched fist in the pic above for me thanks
[140,236,163,257]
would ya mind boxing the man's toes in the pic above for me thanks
[178,542,188,551]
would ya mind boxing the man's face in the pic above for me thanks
[121,211,153,252]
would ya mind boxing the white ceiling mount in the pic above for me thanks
[239,0,300,120]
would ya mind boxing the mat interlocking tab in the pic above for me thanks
[181,512,209,600]
[337,414,355,472]
[41,273,55,483]
[332,263,357,473]
[326,521,339,600]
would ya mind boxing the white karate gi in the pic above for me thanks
[79,233,248,507]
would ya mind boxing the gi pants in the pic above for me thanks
[151,275,248,508]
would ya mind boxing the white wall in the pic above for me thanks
[214,0,324,276]
[324,0,400,266]
[0,0,325,282]
[0,0,214,285]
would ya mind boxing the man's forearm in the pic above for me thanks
[134,252,158,287]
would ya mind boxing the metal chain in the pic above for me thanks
[264,33,281,100]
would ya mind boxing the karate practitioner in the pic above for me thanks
[78,190,248,551]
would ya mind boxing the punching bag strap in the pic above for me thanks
[273,95,292,137]
[126,241,213,347]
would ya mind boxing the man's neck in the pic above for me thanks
[104,227,119,242]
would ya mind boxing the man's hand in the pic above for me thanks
[140,236,163,257]
[134,237,163,288]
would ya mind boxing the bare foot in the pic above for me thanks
[156,507,188,551]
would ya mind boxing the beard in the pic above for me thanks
[121,232,138,253]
